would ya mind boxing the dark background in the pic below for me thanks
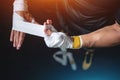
[0,0,120,80]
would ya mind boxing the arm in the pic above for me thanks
[44,21,120,49]
[81,22,120,48]
[10,0,38,50]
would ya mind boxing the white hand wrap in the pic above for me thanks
[44,32,73,49]
[13,0,28,11]
[12,0,47,37]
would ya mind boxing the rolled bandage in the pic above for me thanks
[13,0,28,11]
[72,36,83,49]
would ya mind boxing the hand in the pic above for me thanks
[44,19,53,36]
[10,11,34,50]
[43,19,82,49]
[10,30,25,50]
[43,19,72,48]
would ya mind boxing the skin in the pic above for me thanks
[81,22,120,48]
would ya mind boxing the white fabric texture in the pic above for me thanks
[44,32,73,49]
[12,13,46,37]
[13,0,28,11]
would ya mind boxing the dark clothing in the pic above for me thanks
[56,0,120,35]
[29,0,120,35]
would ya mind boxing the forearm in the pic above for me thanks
[81,23,120,48]
[16,11,38,23]
[44,22,120,49]
[13,0,38,24]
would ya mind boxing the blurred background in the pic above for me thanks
[0,0,120,80]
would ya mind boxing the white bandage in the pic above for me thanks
[12,12,47,37]
[44,32,73,49]
[13,0,28,11]
[12,10,57,37]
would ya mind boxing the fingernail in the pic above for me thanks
[16,47,20,50]
[10,39,12,42]
[17,45,20,50]
[13,44,15,47]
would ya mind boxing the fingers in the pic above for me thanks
[13,31,19,48]
[13,31,17,47]
[44,19,53,25]
[44,22,48,31]
[44,22,49,32]
[10,30,14,42]
[45,29,52,36]
[10,30,25,50]
[44,22,47,25]
[17,32,25,50]
[44,21,52,36]
[46,19,52,25]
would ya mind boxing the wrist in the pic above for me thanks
[71,36,83,49]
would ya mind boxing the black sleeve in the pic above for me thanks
[115,8,120,24]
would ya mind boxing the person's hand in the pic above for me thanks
[43,19,83,49]
[10,11,35,50]
[43,19,73,48]
[44,19,53,36]
[10,30,25,50]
